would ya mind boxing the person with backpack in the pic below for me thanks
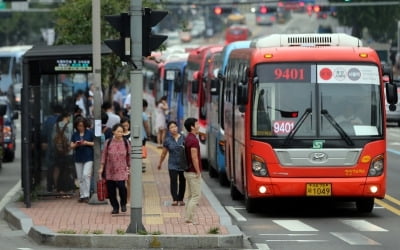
[157,121,186,206]
[51,111,74,193]
[98,123,130,214]
[70,117,94,203]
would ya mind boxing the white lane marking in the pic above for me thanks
[255,243,271,250]
[266,239,328,242]
[225,206,247,221]
[331,232,381,245]
[272,220,318,231]
[341,219,388,232]
[260,233,318,236]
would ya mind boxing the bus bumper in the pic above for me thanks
[247,176,386,199]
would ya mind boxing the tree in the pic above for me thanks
[54,0,157,92]
[0,12,53,46]
[331,0,400,43]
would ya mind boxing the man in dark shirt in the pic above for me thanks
[183,117,202,224]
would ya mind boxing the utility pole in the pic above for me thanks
[127,0,145,233]
[104,0,167,233]
[89,0,106,204]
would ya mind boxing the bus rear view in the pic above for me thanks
[224,33,398,213]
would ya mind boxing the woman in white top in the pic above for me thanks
[155,96,169,148]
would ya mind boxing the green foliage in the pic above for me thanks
[116,229,126,235]
[137,229,148,235]
[53,0,161,89]
[91,229,104,234]
[0,12,54,46]
[57,229,77,234]
[207,227,220,234]
[331,0,400,42]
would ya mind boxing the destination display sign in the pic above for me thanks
[257,63,312,83]
[54,59,92,72]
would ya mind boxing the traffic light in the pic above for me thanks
[104,13,131,62]
[142,8,168,57]
[214,6,222,15]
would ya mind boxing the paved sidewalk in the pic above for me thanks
[4,143,243,249]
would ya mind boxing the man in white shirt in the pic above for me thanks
[101,101,120,128]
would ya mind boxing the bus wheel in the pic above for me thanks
[245,193,258,213]
[356,198,374,213]
[218,172,229,187]
[201,159,209,170]
[230,182,243,201]
[208,165,218,178]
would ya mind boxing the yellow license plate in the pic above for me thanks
[306,183,332,196]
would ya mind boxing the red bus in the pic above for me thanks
[224,33,398,213]
[183,45,223,165]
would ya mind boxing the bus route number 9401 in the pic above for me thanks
[273,120,294,135]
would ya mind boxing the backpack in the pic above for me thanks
[54,123,70,156]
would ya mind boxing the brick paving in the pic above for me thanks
[18,143,228,236]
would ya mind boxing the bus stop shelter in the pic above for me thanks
[21,44,110,207]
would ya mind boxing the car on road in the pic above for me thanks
[0,96,18,162]
[255,5,277,25]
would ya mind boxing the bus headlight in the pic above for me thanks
[252,154,268,177]
[368,155,384,177]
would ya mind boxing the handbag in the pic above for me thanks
[97,179,108,201]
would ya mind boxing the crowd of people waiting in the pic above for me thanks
[41,85,202,220]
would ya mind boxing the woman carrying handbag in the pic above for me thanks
[98,123,130,214]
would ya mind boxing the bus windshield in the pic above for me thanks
[252,63,382,138]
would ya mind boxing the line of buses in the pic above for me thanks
[143,33,398,213]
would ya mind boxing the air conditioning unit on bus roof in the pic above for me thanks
[251,33,363,48]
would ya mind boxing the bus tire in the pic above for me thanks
[230,182,242,201]
[208,165,218,178]
[218,172,229,187]
[201,159,209,170]
[356,198,374,213]
[245,193,258,213]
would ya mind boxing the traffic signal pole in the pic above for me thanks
[127,0,145,233]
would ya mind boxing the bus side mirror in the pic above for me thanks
[386,82,398,111]
[0,105,6,116]
[210,78,219,95]
[237,84,248,106]
[191,80,199,94]
[12,111,18,120]
[191,71,200,94]
[163,81,169,91]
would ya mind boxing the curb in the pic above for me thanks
[3,180,245,249]
[4,199,243,249]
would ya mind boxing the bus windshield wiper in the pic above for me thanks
[321,109,354,146]
[283,108,312,146]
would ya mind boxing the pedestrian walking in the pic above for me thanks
[157,121,186,206]
[183,117,202,224]
[98,124,130,214]
[70,117,94,203]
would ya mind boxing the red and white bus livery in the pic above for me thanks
[224,33,398,213]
